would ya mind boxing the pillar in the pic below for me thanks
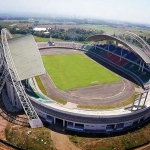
[53,117,56,124]
[139,60,142,71]
[142,62,145,72]
[63,120,65,127]
[120,48,123,61]
[107,43,110,56]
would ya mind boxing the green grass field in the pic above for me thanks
[34,36,65,42]
[35,76,48,96]
[42,53,121,90]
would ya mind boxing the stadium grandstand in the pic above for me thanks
[85,33,150,89]
[1,28,150,133]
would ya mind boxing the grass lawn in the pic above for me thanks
[5,124,55,150]
[34,36,65,42]
[53,97,67,105]
[68,122,150,150]
[79,24,116,33]
[42,53,121,90]
[35,76,48,96]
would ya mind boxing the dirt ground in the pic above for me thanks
[0,115,7,140]
[0,142,14,150]
[0,116,15,150]
[0,98,15,150]
[51,131,81,150]
[134,144,150,150]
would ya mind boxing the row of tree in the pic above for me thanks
[8,26,104,42]
[0,24,150,44]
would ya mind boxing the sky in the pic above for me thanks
[0,0,150,24]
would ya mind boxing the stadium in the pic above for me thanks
[1,28,150,133]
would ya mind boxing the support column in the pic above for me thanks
[142,62,145,72]
[137,93,143,109]
[26,79,29,88]
[73,122,75,128]
[143,91,149,106]
[53,117,56,124]
[139,60,142,71]
[107,43,110,56]
[63,120,65,127]
[120,48,123,61]
[116,41,118,46]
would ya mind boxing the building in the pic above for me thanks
[1,28,150,133]
[33,27,47,32]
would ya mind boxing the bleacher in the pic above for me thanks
[102,52,128,67]
[90,47,105,56]
[83,44,150,86]
[25,85,52,103]
[82,45,93,51]
[123,62,139,73]
[137,70,150,83]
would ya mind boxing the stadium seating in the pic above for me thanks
[25,86,51,103]
[90,47,106,56]
[102,53,127,66]
[137,69,150,83]
[86,44,150,85]
[123,62,139,73]
[82,45,93,51]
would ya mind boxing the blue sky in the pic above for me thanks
[0,0,150,24]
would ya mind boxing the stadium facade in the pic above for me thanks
[1,28,150,133]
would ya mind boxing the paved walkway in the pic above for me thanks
[51,131,81,150]
[0,142,14,150]
[65,102,78,109]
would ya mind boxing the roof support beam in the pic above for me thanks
[1,28,43,128]
[86,34,150,64]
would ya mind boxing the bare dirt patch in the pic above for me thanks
[51,130,81,150]
[0,115,7,140]
[134,143,150,150]
[0,142,14,150]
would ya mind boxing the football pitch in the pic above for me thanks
[42,53,121,90]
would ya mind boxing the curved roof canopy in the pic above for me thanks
[7,34,46,81]
[86,34,150,64]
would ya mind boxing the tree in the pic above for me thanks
[34,20,39,26]
[147,38,150,45]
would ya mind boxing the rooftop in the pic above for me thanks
[8,34,46,81]
[86,34,150,64]
[33,27,47,31]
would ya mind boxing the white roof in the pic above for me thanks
[44,31,50,34]
[8,34,46,81]
[33,28,46,31]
